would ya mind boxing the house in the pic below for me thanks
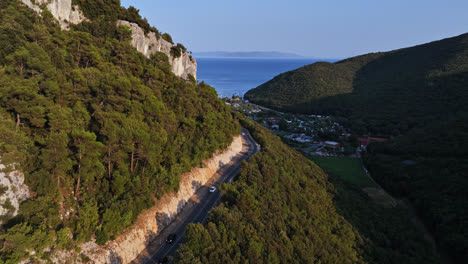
[265,117,280,125]
[358,137,388,149]
[271,125,279,130]
[286,133,313,143]
[325,141,340,148]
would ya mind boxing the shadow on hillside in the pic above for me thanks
[327,174,442,263]
[108,250,122,263]
[218,160,225,168]
[280,34,468,135]
[156,212,171,233]
[192,180,201,192]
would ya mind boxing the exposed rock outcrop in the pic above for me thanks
[19,1,197,79]
[50,136,242,263]
[20,0,86,29]
[118,20,197,80]
[0,163,30,222]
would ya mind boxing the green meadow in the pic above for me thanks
[310,156,377,188]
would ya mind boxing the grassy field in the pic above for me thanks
[273,130,290,137]
[310,156,377,188]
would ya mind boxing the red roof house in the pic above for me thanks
[358,137,388,147]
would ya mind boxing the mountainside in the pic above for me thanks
[245,33,468,261]
[0,1,458,263]
[175,117,439,264]
[117,20,196,80]
[245,33,468,135]
[0,1,235,262]
[20,0,196,80]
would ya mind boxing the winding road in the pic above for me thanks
[137,129,260,264]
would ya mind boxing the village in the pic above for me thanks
[223,97,388,157]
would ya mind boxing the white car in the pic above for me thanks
[242,132,246,136]
[209,186,216,193]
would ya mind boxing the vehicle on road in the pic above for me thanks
[209,186,216,193]
[166,233,176,244]
[242,132,246,136]
[158,257,168,264]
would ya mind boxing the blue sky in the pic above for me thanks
[121,0,468,58]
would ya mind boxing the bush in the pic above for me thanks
[162,33,173,44]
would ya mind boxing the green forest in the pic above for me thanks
[0,1,237,262]
[176,117,439,264]
[1,0,466,263]
[245,33,468,262]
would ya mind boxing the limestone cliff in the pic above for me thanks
[50,136,242,263]
[0,163,30,223]
[19,0,197,79]
[117,20,197,80]
[20,0,86,29]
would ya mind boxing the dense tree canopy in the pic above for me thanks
[0,1,237,262]
[245,33,468,262]
[245,33,468,136]
[176,117,439,264]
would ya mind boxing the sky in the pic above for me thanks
[120,0,468,58]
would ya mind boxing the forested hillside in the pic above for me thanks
[0,1,237,262]
[246,33,468,136]
[245,53,381,111]
[176,117,439,264]
[245,33,468,262]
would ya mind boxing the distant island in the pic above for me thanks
[193,51,305,58]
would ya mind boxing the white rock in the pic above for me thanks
[20,0,86,29]
[0,163,30,221]
[19,1,197,79]
[78,136,242,263]
[117,20,197,80]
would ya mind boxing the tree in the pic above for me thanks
[162,33,173,44]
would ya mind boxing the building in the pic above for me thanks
[265,117,280,125]
[358,137,388,149]
[325,141,340,148]
[286,133,313,143]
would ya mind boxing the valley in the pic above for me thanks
[0,0,466,263]
[136,129,259,263]
[244,33,468,262]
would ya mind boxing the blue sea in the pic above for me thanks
[196,58,328,98]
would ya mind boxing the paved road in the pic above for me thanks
[142,129,260,264]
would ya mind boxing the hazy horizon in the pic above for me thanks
[192,51,331,59]
[121,0,468,58]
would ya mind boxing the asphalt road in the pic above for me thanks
[142,129,260,264]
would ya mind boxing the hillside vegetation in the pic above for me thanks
[0,1,237,262]
[246,33,468,136]
[245,33,468,261]
[176,117,439,264]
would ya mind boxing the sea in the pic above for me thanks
[196,58,332,98]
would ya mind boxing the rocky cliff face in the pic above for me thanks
[117,20,197,80]
[50,136,243,263]
[20,0,86,29]
[0,163,30,223]
[19,1,197,79]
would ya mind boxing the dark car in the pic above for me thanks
[166,233,177,244]
[158,257,168,264]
